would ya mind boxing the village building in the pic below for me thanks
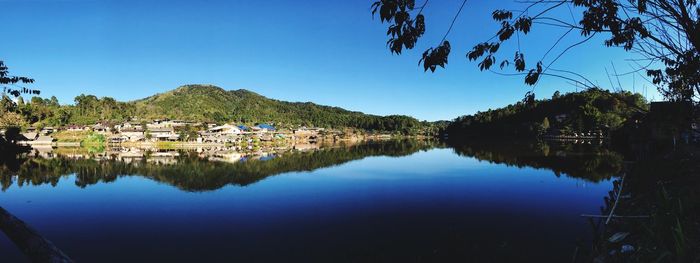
[252,124,276,133]
[65,125,90,132]
[206,124,242,135]
[92,123,112,134]
[116,121,143,131]
[292,127,322,141]
[118,127,145,142]
[18,132,55,145]
[26,126,57,135]
[200,124,241,143]
[148,127,179,141]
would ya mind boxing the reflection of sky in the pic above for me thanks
[0,148,613,262]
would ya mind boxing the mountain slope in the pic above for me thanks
[130,85,422,132]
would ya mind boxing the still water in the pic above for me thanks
[0,140,621,262]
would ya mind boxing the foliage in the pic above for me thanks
[446,88,647,137]
[81,132,105,146]
[0,61,37,98]
[128,85,430,134]
[589,148,700,262]
[371,0,700,101]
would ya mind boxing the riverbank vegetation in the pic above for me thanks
[445,88,647,138]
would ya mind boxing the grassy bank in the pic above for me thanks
[589,145,699,262]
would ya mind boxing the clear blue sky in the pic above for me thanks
[1,0,658,121]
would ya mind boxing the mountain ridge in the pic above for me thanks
[53,84,430,133]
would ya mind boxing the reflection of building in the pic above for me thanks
[293,143,320,151]
[206,152,244,163]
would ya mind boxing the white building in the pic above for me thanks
[205,124,242,135]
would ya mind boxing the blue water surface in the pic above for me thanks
[0,148,612,262]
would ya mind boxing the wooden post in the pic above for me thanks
[605,173,626,225]
[0,206,73,263]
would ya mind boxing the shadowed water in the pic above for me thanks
[0,140,621,262]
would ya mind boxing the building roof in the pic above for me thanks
[256,124,276,130]
[148,128,175,133]
[35,136,54,143]
[208,124,240,132]
[21,133,38,140]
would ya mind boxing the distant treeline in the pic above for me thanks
[445,88,648,138]
[1,85,443,135]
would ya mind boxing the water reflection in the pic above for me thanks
[0,139,624,192]
[0,139,624,262]
[450,140,624,182]
[0,140,440,192]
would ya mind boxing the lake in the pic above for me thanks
[0,140,622,262]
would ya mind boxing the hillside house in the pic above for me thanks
[18,132,54,145]
[119,127,145,142]
[206,124,242,135]
[200,124,241,143]
[148,127,179,141]
[92,123,112,134]
[66,125,90,132]
[116,122,143,131]
[26,126,56,135]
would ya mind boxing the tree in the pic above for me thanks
[1,95,15,113]
[553,91,561,100]
[1,61,37,98]
[371,0,699,101]
[1,61,36,147]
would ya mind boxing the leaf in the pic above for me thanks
[514,17,532,34]
[514,52,526,72]
[419,41,451,72]
[492,10,513,21]
[497,22,515,41]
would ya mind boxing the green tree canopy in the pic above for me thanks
[371,0,699,101]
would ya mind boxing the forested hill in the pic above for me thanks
[445,88,648,138]
[131,85,423,131]
[6,85,434,133]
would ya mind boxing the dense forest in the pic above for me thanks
[445,88,648,138]
[1,85,440,134]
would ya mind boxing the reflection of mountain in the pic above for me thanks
[0,140,439,192]
[448,140,624,182]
